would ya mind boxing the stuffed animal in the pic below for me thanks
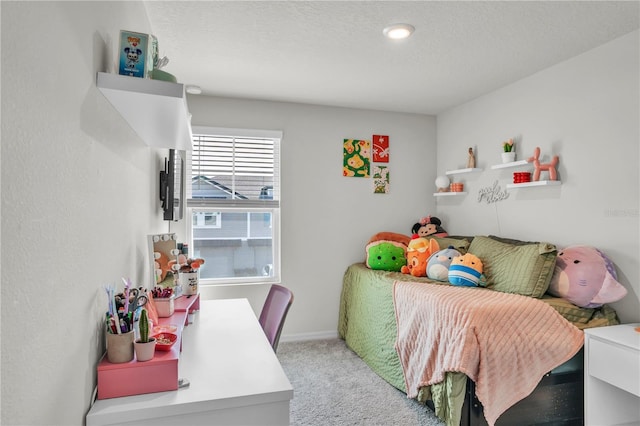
[368,232,411,247]
[366,240,407,272]
[548,245,627,308]
[411,216,448,238]
[427,246,462,281]
[448,253,483,287]
[401,237,440,277]
[154,251,172,284]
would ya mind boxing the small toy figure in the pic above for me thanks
[467,147,476,169]
[411,216,448,238]
[124,46,143,68]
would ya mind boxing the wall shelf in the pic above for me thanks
[491,160,531,170]
[434,192,467,197]
[96,72,193,151]
[445,167,483,175]
[506,180,561,189]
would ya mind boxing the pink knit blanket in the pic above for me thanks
[393,280,583,426]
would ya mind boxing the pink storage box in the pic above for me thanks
[155,296,175,317]
[97,334,180,399]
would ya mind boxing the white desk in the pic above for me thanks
[584,323,640,426]
[86,299,293,425]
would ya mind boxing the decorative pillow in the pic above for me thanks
[541,295,595,324]
[365,240,407,272]
[431,236,471,255]
[547,245,627,308]
[448,253,483,287]
[468,235,557,298]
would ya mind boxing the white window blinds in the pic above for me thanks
[187,127,281,208]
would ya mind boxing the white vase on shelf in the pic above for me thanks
[501,152,516,163]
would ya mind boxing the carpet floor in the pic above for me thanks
[277,338,445,426]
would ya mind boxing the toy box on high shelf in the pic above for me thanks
[118,30,152,78]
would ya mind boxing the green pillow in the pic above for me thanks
[431,236,471,255]
[468,235,557,298]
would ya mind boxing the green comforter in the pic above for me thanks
[337,263,619,426]
[338,263,468,425]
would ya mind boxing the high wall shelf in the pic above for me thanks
[446,167,483,175]
[96,72,193,151]
[506,180,561,189]
[434,192,467,197]
[490,160,531,170]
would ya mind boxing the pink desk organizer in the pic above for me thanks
[97,294,200,399]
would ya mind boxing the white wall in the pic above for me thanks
[1,2,636,424]
[1,2,171,425]
[436,30,640,323]
[184,96,437,337]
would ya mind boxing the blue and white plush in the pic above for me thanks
[427,246,462,281]
[448,253,483,287]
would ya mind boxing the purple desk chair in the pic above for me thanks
[259,284,294,352]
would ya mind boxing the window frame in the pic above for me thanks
[187,126,282,286]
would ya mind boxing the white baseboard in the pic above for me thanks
[279,330,339,343]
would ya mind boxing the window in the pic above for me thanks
[187,127,281,285]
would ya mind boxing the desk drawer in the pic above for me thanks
[588,337,640,397]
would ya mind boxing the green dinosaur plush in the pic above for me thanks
[365,240,407,272]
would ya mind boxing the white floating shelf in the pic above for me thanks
[434,192,468,197]
[491,160,532,170]
[445,168,483,175]
[97,72,193,151]
[506,180,561,189]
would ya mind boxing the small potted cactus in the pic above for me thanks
[133,309,156,362]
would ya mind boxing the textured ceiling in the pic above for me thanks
[143,1,639,115]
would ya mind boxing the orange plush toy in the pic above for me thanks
[401,237,440,277]
[154,251,172,284]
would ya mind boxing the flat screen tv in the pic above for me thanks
[159,149,184,221]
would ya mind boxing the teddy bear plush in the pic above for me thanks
[547,245,627,308]
[427,246,462,281]
[401,237,440,277]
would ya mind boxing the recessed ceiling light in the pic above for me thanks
[185,85,202,95]
[383,23,415,40]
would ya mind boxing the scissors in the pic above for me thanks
[128,289,148,314]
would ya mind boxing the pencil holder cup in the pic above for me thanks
[179,272,199,296]
[106,330,134,363]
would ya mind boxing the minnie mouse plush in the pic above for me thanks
[411,216,448,238]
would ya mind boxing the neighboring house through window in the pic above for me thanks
[187,126,281,285]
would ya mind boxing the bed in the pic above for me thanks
[338,235,620,426]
